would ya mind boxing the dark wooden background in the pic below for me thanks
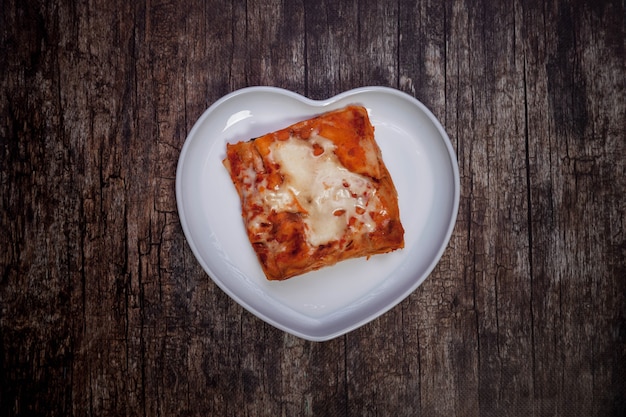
[1,0,624,415]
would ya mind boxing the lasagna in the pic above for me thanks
[223,105,404,281]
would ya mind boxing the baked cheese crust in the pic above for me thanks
[223,105,404,281]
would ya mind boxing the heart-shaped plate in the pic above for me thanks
[176,86,460,341]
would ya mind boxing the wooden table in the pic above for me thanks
[2,0,624,415]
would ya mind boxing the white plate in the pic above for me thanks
[176,86,460,341]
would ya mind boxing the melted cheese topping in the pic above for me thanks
[266,133,379,247]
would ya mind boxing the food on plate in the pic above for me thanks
[223,105,404,280]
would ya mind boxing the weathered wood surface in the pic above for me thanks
[1,0,624,415]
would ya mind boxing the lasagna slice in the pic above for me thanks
[223,105,404,281]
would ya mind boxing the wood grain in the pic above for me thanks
[1,0,624,416]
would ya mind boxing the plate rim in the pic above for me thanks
[176,85,460,341]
